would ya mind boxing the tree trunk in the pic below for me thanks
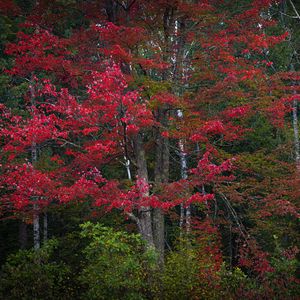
[32,140,40,250]
[292,98,300,170]
[280,2,300,171]
[19,221,27,249]
[43,212,48,243]
[33,207,40,250]
[134,133,154,247]
[105,0,118,23]
[178,109,190,232]
[124,156,132,180]
[290,63,300,171]
[153,108,169,265]
[31,142,40,250]
[171,18,191,233]
[30,81,40,250]
[153,208,164,262]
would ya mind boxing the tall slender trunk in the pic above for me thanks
[134,133,154,247]
[280,2,300,171]
[291,64,300,171]
[30,82,40,250]
[153,108,169,265]
[177,109,190,232]
[292,98,300,170]
[178,131,187,231]
[171,18,192,233]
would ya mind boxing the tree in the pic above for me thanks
[1,2,299,285]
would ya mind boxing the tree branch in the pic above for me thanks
[289,0,300,20]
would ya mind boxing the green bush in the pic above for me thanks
[79,222,157,300]
[0,239,70,300]
[162,245,200,299]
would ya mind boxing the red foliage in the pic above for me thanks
[1,4,298,289]
[0,163,56,212]
[0,0,20,16]
[5,27,70,76]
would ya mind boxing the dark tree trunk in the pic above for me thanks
[19,221,27,249]
[105,0,119,23]
[43,212,48,243]
[134,133,154,247]
[153,108,169,265]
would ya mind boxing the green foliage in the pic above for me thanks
[161,243,200,299]
[0,15,17,44]
[0,75,29,111]
[35,148,60,172]
[239,150,289,180]
[160,239,222,300]
[79,222,156,300]
[218,264,255,299]
[0,239,70,300]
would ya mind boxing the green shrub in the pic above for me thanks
[79,222,156,300]
[0,239,70,300]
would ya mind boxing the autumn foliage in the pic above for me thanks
[0,0,299,299]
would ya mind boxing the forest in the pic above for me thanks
[0,0,299,299]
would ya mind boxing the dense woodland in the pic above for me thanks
[0,0,300,299]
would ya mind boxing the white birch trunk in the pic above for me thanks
[124,156,132,180]
[280,3,300,171]
[177,110,190,232]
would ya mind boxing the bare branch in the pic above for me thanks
[289,0,300,20]
[56,138,82,148]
